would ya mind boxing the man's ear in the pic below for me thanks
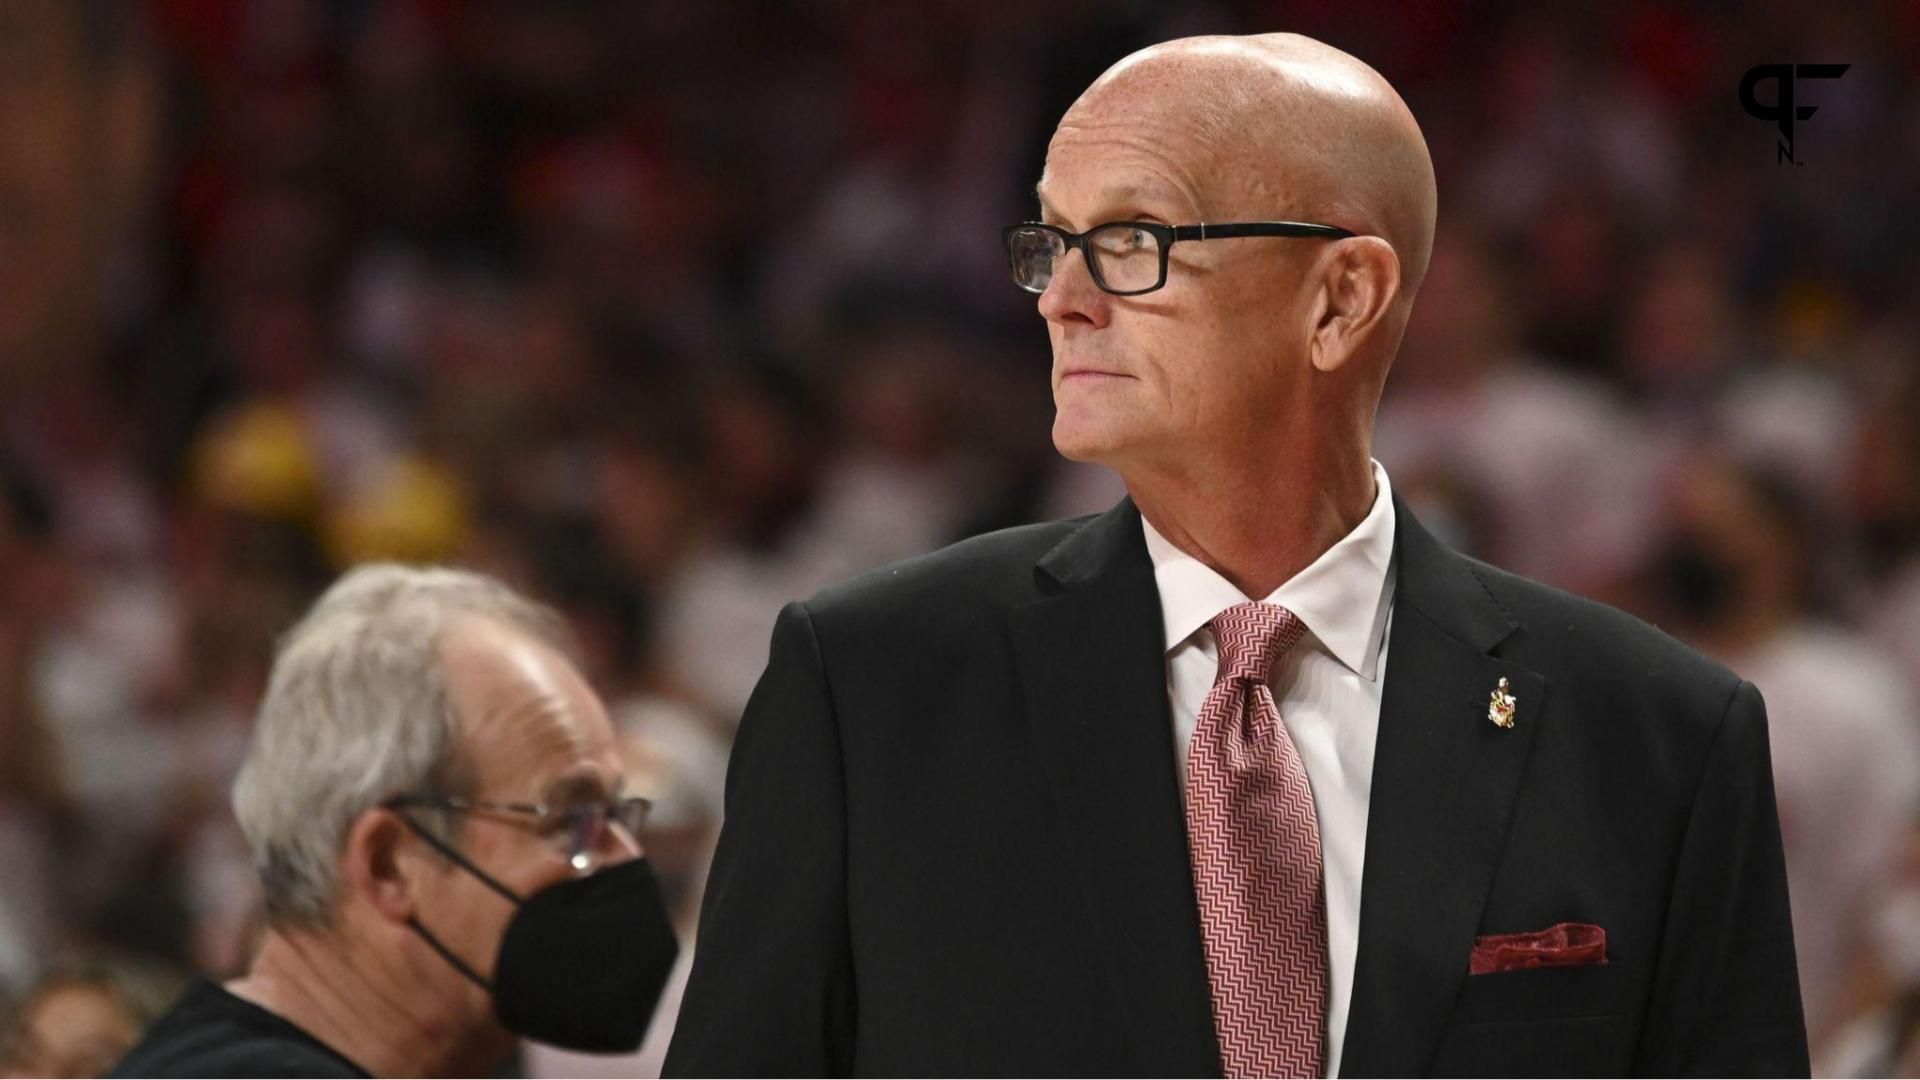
[340,809,420,926]
[1308,237,1401,374]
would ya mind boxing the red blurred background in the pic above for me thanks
[1,0,1918,1075]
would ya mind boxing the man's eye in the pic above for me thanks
[1094,227,1153,256]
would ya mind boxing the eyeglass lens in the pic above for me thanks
[1008,224,1165,294]
[560,799,649,868]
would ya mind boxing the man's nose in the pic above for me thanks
[1037,249,1111,328]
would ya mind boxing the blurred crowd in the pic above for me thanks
[0,0,1916,1075]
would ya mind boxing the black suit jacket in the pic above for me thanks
[664,498,1808,1077]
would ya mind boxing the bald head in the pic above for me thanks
[1056,33,1436,302]
[1031,32,1437,498]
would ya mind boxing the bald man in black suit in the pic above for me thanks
[666,32,1807,1078]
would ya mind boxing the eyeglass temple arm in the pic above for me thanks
[1170,222,1357,242]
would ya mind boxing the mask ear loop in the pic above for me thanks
[406,914,493,991]
[389,808,526,992]
[391,807,525,904]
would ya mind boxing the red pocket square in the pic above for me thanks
[1469,921,1607,975]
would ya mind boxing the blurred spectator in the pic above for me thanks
[0,457,68,994]
[1376,216,1660,596]
[1649,454,1920,1044]
[1855,365,1920,708]
[0,955,182,1079]
[1819,816,1920,1077]
[0,0,156,395]
[107,565,677,1077]
[0,0,179,986]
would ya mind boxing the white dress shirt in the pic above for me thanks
[1142,461,1398,1080]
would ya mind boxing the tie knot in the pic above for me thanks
[1209,602,1307,685]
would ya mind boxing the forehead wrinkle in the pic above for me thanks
[541,768,623,805]
[1043,121,1215,222]
[1052,68,1305,225]
[472,699,588,792]
[441,616,611,796]
[1035,178,1193,224]
[445,630,568,729]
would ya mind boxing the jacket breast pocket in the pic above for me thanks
[1428,964,1631,1078]
[1450,962,1624,1025]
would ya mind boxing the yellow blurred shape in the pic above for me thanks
[188,401,321,520]
[325,457,469,566]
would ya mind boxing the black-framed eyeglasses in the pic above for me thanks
[385,793,653,871]
[1001,219,1358,296]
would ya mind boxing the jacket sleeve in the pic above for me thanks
[1634,679,1811,1076]
[663,601,855,1076]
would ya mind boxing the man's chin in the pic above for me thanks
[1051,414,1136,466]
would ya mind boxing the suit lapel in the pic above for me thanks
[1010,498,1222,1076]
[1339,500,1548,1076]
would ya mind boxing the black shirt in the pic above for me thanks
[106,979,369,1078]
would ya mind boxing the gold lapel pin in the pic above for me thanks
[1488,677,1517,729]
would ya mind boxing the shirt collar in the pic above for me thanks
[1141,460,1398,680]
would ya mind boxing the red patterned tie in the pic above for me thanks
[1186,601,1327,1078]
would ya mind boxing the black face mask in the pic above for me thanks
[396,816,680,1053]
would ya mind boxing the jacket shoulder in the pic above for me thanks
[1464,555,1746,717]
[805,514,1093,622]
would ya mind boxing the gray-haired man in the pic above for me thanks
[109,565,678,1078]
